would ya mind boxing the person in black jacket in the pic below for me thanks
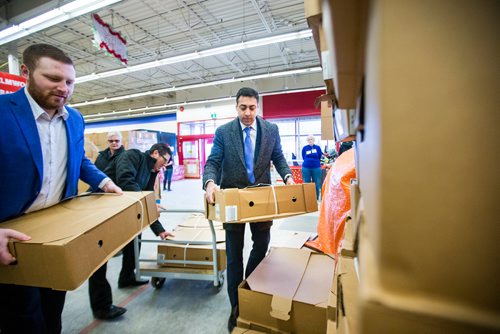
[103,143,173,288]
[88,132,128,320]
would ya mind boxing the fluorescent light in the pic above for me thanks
[83,87,325,122]
[76,29,313,84]
[70,66,322,107]
[0,0,123,45]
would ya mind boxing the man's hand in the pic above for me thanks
[102,180,123,194]
[205,181,218,204]
[0,228,31,265]
[159,231,174,240]
[285,176,295,185]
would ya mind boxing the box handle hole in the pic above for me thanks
[292,197,297,202]
[249,201,254,207]
[98,240,103,248]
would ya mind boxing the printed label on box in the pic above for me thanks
[225,205,238,222]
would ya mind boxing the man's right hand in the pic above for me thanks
[205,181,218,204]
[0,228,31,265]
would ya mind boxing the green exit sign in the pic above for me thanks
[210,112,217,119]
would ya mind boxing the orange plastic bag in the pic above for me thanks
[306,148,356,255]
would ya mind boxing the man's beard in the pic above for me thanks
[27,75,67,111]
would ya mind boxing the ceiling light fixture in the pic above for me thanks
[76,29,313,84]
[0,0,123,46]
[70,66,322,107]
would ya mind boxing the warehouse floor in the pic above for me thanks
[61,179,319,334]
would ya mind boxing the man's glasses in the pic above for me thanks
[108,140,120,143]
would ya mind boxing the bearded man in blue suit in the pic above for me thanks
[0,44,122,333]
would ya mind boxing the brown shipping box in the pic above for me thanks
[157,243,226,271]
[205,184,317,223]
[0,192,158,290]
[238,248,335,334]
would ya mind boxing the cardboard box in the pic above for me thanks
[303,0,321,19]
[205,184,317,223]
[157,243,226,271]
[336,256,359,333]
[238,248,335,334]
[0,192,158,290]
[357,0,500,316]
[178,213,223,230]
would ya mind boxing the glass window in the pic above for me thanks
[298,118,320,136]
[270,119,296,136]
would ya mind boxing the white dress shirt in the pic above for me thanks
[24,89,69,213]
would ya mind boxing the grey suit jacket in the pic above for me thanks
[203,116,291,229]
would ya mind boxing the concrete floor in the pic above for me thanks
[61,179,319,334]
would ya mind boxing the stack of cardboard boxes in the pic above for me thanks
[310,0,499,333]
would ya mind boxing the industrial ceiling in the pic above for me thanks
[0,0,323,121]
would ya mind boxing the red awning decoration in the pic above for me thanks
[0,72,26,94]
[91,14,127,64]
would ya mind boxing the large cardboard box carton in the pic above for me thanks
[158,228,226,271]
[357,0,500,319]
[157,243,226,271]
[205,184,318,223]
[0,192,158,290]
[238,248,335,334]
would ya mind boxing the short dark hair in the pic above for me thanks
[22,44,73,71]
[150,143,172,157]
[236,87,259,104]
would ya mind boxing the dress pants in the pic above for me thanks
[88,262,112,312]
[119,233,142,284]
[0,284,66,334]
[225,223,271,308]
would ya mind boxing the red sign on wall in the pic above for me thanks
[0,72,26,94]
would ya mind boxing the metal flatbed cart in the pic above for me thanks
[134,209,224,290]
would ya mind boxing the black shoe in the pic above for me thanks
[167,189,172,191]
[227,305,238,332]
[118,278,149,288]
[93,305,127,320]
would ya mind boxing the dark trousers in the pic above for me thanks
[163,168,173,190]
[0,284,66,334]
[119,234,142,283]
[225,223,271,309]
[88,262,112,312]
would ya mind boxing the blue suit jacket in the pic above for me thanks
[0,88,107,222]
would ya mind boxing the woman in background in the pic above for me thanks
[163,153,174,191]
[301,135,323,200]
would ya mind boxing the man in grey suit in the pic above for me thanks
[203,87,294,332]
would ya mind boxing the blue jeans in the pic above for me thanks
[225,223,271,309]
[302,167,322,199]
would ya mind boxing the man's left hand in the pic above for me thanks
[159,231,174,240]
[102,180,123,194]
[286,176,295,185]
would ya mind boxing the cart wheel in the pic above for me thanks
[213,271,224,291]
[151,277,165,289]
